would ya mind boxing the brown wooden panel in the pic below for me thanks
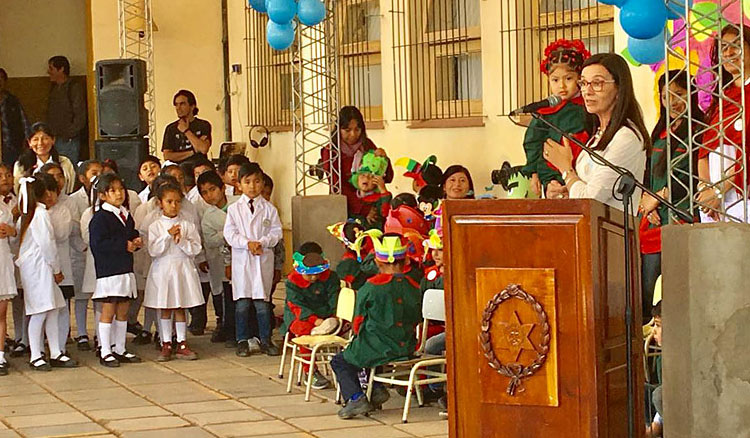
[475,268,558,407]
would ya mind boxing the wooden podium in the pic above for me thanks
[443,199,643,438]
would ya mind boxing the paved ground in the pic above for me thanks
[0,289,448,438]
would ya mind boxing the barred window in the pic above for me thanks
[499,0,614,115]
[391,0,483,122]
[245,10,295,129]
[338,0,383,122]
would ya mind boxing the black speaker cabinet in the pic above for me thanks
[96,59,148,138]
[95,137,148,191]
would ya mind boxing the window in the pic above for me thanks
[498,0,614,115]
[391,0,482,122]
[245,10,295,129]
[338,0,383,122]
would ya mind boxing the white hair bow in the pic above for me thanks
[18,177,36,214]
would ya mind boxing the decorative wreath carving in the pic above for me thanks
[479,283,551,396]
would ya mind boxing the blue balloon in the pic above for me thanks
[598,0,627,6]
[628,33,665,65]
[666,0,694,20]
[267,20,295,50]
[248,0,267,13]
[620,0,667,39]
[267,0,297,24]
[297,0,326,26]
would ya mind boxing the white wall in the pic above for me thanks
[0,0,88,77]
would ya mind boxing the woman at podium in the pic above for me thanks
[543,53,650,210]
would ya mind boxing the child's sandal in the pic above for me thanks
[114,351,142,364]
[10,342,28,358]
[99,354,120,368]
[50,353,79,368]
[29,357,51,372]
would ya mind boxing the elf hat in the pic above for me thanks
[384,204,429,237]
[423,229,443,251]
[350,150,389,188]
[327,219,364,250]
[293,252,330,275]
[395,155,442,190]
[372,233,409,263]
[352,229,384,262]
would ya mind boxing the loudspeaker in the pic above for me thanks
[95,137,148,191]
[96,59,148,138]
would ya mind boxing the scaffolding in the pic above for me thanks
[292,0,341,196]
[666,0,747,223]
[118,0,157,154]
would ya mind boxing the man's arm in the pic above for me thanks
[67,81,87,139]
[183,130,211,155]
[163,149,195,162]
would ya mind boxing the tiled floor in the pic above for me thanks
[0,290,448,438]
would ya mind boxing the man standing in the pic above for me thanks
[47,55,87,162]
[162,89,212,163]
[0,68,30,166]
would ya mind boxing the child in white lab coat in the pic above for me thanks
[0,163,18,375]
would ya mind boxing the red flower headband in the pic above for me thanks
[540,39,591,75]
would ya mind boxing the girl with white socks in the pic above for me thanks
[0,179,18,375]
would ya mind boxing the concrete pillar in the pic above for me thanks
[291,195,347,268]
[661,223,750,438]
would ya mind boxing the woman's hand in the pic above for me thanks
[696,185,722,221]
[530,174,542,198]
[546,180,568,199]
[639,192,660,215]
[374,148,387,158]
[543,137,574,172]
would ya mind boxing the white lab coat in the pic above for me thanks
[65,188,89,297]
[80,206,96,295]
[223,195,282,301]
[49,200,74,287]
[15,204,65,314]
[144,215,205,309]
[201,195,239,296]
[0,203,17,299]
[186,188,211,283]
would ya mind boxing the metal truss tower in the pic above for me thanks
[118,0,157,153]
[292,0,341,196]
[666,0,747,222]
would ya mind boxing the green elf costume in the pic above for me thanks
[349,151,392,230]
[280,253,340,337]
[522,39,591,188]
[331,234,422,419]
[420,230,444,293]
[328,220,376,290]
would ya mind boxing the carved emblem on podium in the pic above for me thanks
[480,283,550,396]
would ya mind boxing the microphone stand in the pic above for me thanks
[530,112,694,438]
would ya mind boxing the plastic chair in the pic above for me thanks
[285,287,356,401]
[365,288,447,423]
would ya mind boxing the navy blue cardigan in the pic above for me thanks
[89,209,140,279]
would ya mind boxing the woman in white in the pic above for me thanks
[544,53,650,210]
[15,176,77,370]
[13,123,76,195]
[144,183,204,361]
[0,195,18,375]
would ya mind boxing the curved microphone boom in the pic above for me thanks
[510,95,562,116]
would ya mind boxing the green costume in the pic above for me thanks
[522,97,588,186]
[647,131,691,226]
[419,266,443,293]
[280,270,340,335]
[336,250,374,290]
[342,273,422,368]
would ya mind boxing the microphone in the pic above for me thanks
[510,95,563,116]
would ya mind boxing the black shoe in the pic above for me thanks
[50,353,79,368]
[75,336,91,351]
[338,396,374,419]
[0,361,8,376]
[99,353,120,368]
[261,342,281,356]
[113,351,142,364]
[127,322,143,336]
[236,341,250,357]
[420,387,445,405]
[132,331,152,345]
[29,357,52,371]
[369,385,391,408]
[10,342,28,358]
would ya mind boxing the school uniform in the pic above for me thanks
[49,200,75,298]
[15,204,66,314]
[138,186,151,204]
[144,215,205,309]
[89,202,139,301]
[66,188,89,297]
[0,203,17,300]
[80,206,97,296]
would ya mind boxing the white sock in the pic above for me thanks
[28,313,46,362]
[113,319,127,354]
[58,300,70,352]
[99,322,112,358]
[159,319,173,344]
[175,321,187,343]
[45,308,62,359]
[94,303,103,348]
[75,299,88,337]
[144,307,157,333]
[0,350,6,363]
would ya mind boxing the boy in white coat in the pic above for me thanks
[223,162,282,357]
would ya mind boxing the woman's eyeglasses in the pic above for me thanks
[577,79,616,92]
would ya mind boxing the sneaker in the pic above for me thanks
[261,342,280,356]
[236,340,251,357]
[132,331,152,345]
[338,396,374,419]
[157,342,173,362]
[75,336,91,351]
[247,337,262,354]
[308,370,331,390]
[369,385,391,408]
[175,342,198,360]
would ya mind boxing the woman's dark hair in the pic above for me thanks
[582,53,651,154]
[709,24,750,113]
[173,89,199,115]
[197,170,224,191]
[441,165,475,199]
[19,174,58,244]
[48,55,71,76]
[391,193,418,209]
[332,106,366,146]
[651,71,705,178]
[102,159,119,174]
[155,182,183,201]
[18,123,61,173]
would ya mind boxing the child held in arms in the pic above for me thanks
[521,39,591,198]
[349,151,392,230]
[331,233,422,419]
[281,244,340,389]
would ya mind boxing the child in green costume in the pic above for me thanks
[349,151,392,230]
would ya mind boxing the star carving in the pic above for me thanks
[497,311,536,362]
